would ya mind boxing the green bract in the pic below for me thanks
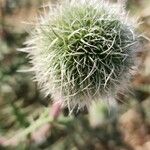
[23,0,139,110]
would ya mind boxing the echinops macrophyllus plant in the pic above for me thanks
[22,0,140,112]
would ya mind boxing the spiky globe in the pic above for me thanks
[23,0,139,110]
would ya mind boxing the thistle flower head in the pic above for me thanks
[23,0,139,111]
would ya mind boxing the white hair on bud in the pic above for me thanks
[21,0,140,112]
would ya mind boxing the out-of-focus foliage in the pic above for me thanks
[0,0,49,138]
[0,0,149,150]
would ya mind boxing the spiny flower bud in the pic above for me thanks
[22,0,139,111]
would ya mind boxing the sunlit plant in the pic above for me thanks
[22,0,139,111]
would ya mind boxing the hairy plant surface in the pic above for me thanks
[23,0,139,110]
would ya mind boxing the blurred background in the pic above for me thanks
[0,0,150,150]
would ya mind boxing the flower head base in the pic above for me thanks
[23,0,139,111]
